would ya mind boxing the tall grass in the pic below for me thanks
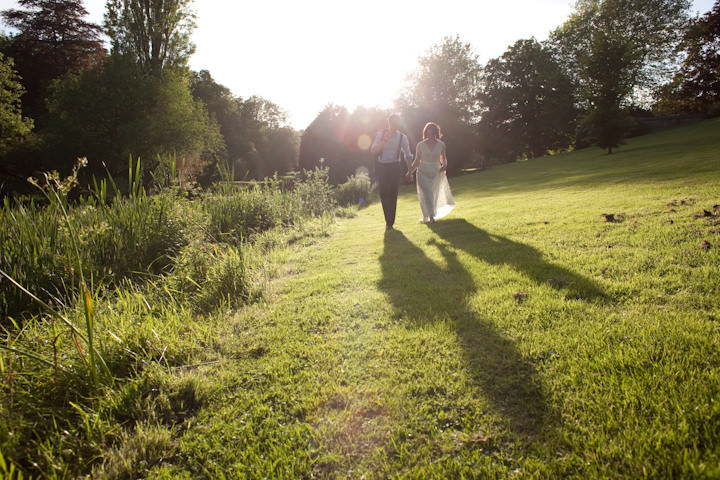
[204,187,286,245]
[0,160,339,477]
[294,168,337,216]
[204,168,338,245]
[0,159,188,322]
[165,240,256,312]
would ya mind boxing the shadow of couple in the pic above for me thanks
[378,218,606,438]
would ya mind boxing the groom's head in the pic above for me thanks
[388,113,401,131]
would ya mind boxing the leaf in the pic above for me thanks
[82,283,94,329]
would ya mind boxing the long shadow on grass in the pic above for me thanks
[379,230,549,437]
[429,219,607,301]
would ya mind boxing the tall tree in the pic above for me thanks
[655,0,720,114]
[105,0,196,73]
[1,0,105,116]
[397,36,482,174]
[552,0,692,153]
[478,38,576,161]
[0,52,33,154]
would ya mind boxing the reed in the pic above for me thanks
[0,159,341,476]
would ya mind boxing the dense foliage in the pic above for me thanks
[45,56,223,178]
[104,0,196,73]
[1,0,105,118]
[478,38,576,161]
[655,0,720,114]
[0,52,33,154]
[550,0,692,153]
[0,162,337,322]
[0,0,297,194]
[191,70,299,181]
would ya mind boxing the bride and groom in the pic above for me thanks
[371,114,455,230]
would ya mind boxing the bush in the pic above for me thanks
[294,167,336,216]
[335,173,372,207]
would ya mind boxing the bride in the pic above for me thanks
[407,122,455,223]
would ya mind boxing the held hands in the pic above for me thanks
[405,165,415,182]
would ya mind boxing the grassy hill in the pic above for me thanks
[5,118,720,478]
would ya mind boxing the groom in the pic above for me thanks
[371,113,413,230]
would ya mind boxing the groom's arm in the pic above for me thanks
[370,130,386,156]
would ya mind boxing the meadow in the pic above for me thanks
[1,118,719,478]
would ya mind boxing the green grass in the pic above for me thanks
[3,119,720,478]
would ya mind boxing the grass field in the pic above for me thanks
[126,118,718,479]
[4,118,720,478]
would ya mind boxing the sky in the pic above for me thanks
[0,0,716,129]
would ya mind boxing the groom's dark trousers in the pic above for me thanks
[377,161,401,228]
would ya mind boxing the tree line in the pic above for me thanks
[1,0,718,192]
[0,0,297,194]
[301,0,719,178]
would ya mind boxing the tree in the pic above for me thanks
[190,70,299,180]
[478,38,576,161]
[397,36,482,174]
[105,0,196,73]
[45,55,223,177]
[1,0,105,116]
[0,52,33,154]
[299,104,350,183]
[237,96,297,178]
[0,31,11,52]
[299,105,387,184]
[552,0,692,153]
[655,1,720,114]
[576,27,639,153]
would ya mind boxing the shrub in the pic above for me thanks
[205,169,337,245]
[294,167,336,216]
[335,173,372,207]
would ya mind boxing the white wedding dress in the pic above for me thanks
[416,140,455,221]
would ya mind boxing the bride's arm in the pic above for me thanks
[408,143,422,174]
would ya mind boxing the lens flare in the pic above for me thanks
[357,134,372,151]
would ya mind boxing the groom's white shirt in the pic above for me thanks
[372,130,413,164]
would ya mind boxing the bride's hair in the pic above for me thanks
[423,122,442,140]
